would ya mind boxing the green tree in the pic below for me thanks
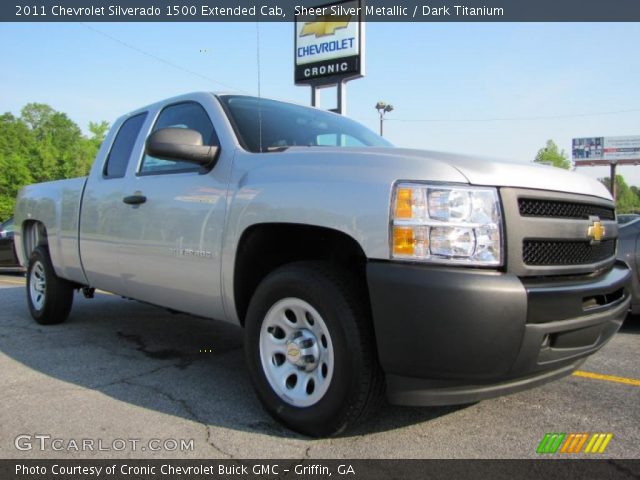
[79,121,110,175]
[534,139,572,170]
[0,153,32,220]
[21,103,85,181]
[20,103,55,132]
[88,121,110,145]
[0,113,35,220]
[599,175,640,213]
[0,104,108,221]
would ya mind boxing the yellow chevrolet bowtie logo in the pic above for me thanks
[287,346,300,358]
[300,17,350,37]
[587,220,605,242]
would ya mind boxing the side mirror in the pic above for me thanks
[145,128,219,166]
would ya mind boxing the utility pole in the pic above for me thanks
[375,101,394,136]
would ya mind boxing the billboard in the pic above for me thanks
[294,0,365,86]
[572,135,640,162]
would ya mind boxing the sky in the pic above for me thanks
[1,21,639,184]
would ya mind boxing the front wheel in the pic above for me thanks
[26,246,74,325]
[245,262,384,437]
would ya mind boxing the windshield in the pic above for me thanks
[620,216,640,228]
[218,95,392,153]
[0,218,13,233]
[617,214,640,225]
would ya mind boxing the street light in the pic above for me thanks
[375,101,394,137]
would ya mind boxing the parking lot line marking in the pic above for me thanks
[0,279,26,286]
[573,370,640,387]
[1,279,113,298]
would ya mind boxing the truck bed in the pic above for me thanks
[14,177,88,284]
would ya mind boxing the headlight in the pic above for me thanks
[391,183,503,266]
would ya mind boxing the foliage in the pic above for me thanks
[599,175,640,213]
[534,139,572,170]
[0,104,108,221]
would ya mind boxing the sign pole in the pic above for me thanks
[311,86,319,108]
[573,135,640,203]
[610,162,617,200]
[337,81,347,115]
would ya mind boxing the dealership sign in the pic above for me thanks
[294,0,365,85]
[573,135,640,162]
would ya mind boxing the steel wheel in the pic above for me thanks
[29,260,46,310]
[245,261,384,436]
[26,246,74,325]
[259,297,334,407]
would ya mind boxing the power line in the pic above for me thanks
[79,23,249,93]
[386,107,640,123]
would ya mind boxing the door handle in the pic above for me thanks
[123,194,147,205]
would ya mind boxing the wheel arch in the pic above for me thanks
[21,220,49,261]
[233,223,369,326]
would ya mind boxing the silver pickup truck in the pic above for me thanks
[14,92,631,436]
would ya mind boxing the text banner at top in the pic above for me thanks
[4,0,640,22]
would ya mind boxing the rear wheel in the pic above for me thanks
[245,262,384,437]
[26,246,74,325]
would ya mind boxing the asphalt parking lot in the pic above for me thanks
[0,272,638,459]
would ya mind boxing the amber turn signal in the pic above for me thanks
[394,187,413,219]
[393,226,415,256]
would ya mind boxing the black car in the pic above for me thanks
[0,218,22,269]
[617,216,640,314]
[617,213,640,225]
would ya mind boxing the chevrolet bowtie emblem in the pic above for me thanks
[587,219,605,242]
[300,17,350,37]
[287,346,300,358]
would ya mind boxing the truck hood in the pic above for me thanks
[420,150,612,200]
[286,147,612,200]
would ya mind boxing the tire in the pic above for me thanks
[245,261,384,437]
[26,246,74,325]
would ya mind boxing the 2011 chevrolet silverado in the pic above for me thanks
[13,92,631,436]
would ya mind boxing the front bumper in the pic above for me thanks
[367,261,630,406]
